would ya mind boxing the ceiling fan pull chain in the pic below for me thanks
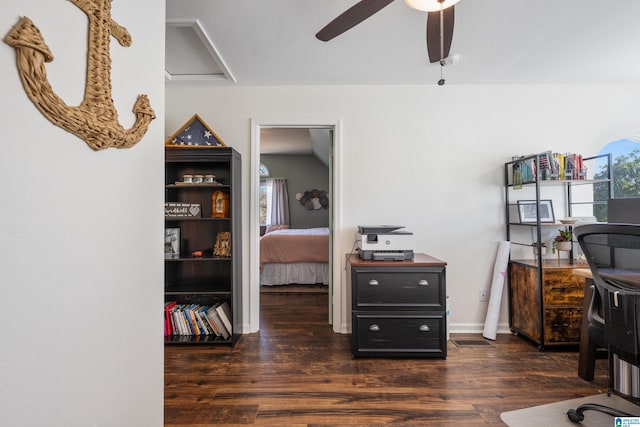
[437,2,446,85]
[439,3,444,61]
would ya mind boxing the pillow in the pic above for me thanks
[265,224,289,234]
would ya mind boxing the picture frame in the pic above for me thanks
[214,231,231,257]
[165,228,180,258]
[164,114,226,147]
[517,200,555,223]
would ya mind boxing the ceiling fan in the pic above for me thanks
[316,0,460,64]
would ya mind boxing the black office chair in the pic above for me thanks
[578,280,606,381]
[568,223,640,423]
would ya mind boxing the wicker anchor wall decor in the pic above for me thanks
[4,0,155,151]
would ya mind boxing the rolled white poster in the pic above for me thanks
[483,241,511,340]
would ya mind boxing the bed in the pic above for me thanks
[260,227,330,286]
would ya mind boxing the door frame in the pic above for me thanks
[249,118,344,333]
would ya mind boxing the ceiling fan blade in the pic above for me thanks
[316,0,395,41]
[426,5,455,63]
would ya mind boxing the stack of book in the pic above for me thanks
[514,151,587,183]
[164,301,232,339]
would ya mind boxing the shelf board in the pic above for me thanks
[510,258,589,269]
[165,255,231,262]
[508,178,610,188]
[165,335,232,344]
[509,222,575,227]
[166,183,230,189]
[165,216,230,221]
[165,287,231,295]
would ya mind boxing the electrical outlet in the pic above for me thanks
[479,289,488,302]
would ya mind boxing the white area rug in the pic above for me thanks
[501,394,640,427]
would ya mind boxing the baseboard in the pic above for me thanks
[450,322,511,336]
[238,321,512,336]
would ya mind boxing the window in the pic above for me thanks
[593,138,640,221]
[259,179,272,225]
[259,163,271,225]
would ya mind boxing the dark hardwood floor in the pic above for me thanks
[165,292,610,426]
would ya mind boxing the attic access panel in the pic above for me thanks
[165,114,226,147]
[165,19,236,83]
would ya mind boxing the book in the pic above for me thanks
[179,305,192,335]
[565,152,575,179]
[172,306,184,335]
[215,301,233,335]
[187,304,201,335]
[165,301,177,336]
[193,306,210,336]
[197,305,216,335]
[207,305,229,339]
[174,307,186,335]
[202,306,221,336]
[168,306,178,335]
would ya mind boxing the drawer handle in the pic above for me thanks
[418,279,429,286]
[368,279,379,286]
[419,325,430,332]
[369,324,380,332]
[552,323,569,328]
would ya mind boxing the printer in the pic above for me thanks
[357,225,414,261]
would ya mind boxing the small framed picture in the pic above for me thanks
[517,200,555,223]
[214,231,231,257]
[165,228,180,258]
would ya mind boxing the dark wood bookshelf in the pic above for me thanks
[164,147,241,346]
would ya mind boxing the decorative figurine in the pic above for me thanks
[211,190,230,218]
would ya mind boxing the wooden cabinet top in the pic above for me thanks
[510,259,589,269]
[347,253,446,267]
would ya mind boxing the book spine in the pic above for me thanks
[180,306,192,335]
[165,301,177,336]
[194,306,209,336]
[208,305,229,339]
[216,302,233,335]
[188,304,201,335]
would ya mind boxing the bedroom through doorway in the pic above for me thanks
[249,120,342,334]
[260,128,331,313]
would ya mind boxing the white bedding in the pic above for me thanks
[260,262,329,286]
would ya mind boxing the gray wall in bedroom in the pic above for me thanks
[261,154,329,229]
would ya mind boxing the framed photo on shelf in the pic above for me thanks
[517,200,555,223]
[214,231,231,257]
[165,228,180,258]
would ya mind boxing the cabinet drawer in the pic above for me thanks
[544,307,582,343]
[352,312,446,357]
[352,269,444,309]
[543,270,584,305]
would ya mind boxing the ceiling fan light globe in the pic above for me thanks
[403,0,460,12]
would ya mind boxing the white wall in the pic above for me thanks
[167,84,640,335]
[1,1,165,426]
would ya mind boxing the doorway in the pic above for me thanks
[249,118,343,334]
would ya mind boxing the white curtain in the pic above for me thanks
[269,178,290,225]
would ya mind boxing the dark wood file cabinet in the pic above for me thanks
[348,253,447,358]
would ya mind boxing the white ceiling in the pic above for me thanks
[165,0,640,86]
